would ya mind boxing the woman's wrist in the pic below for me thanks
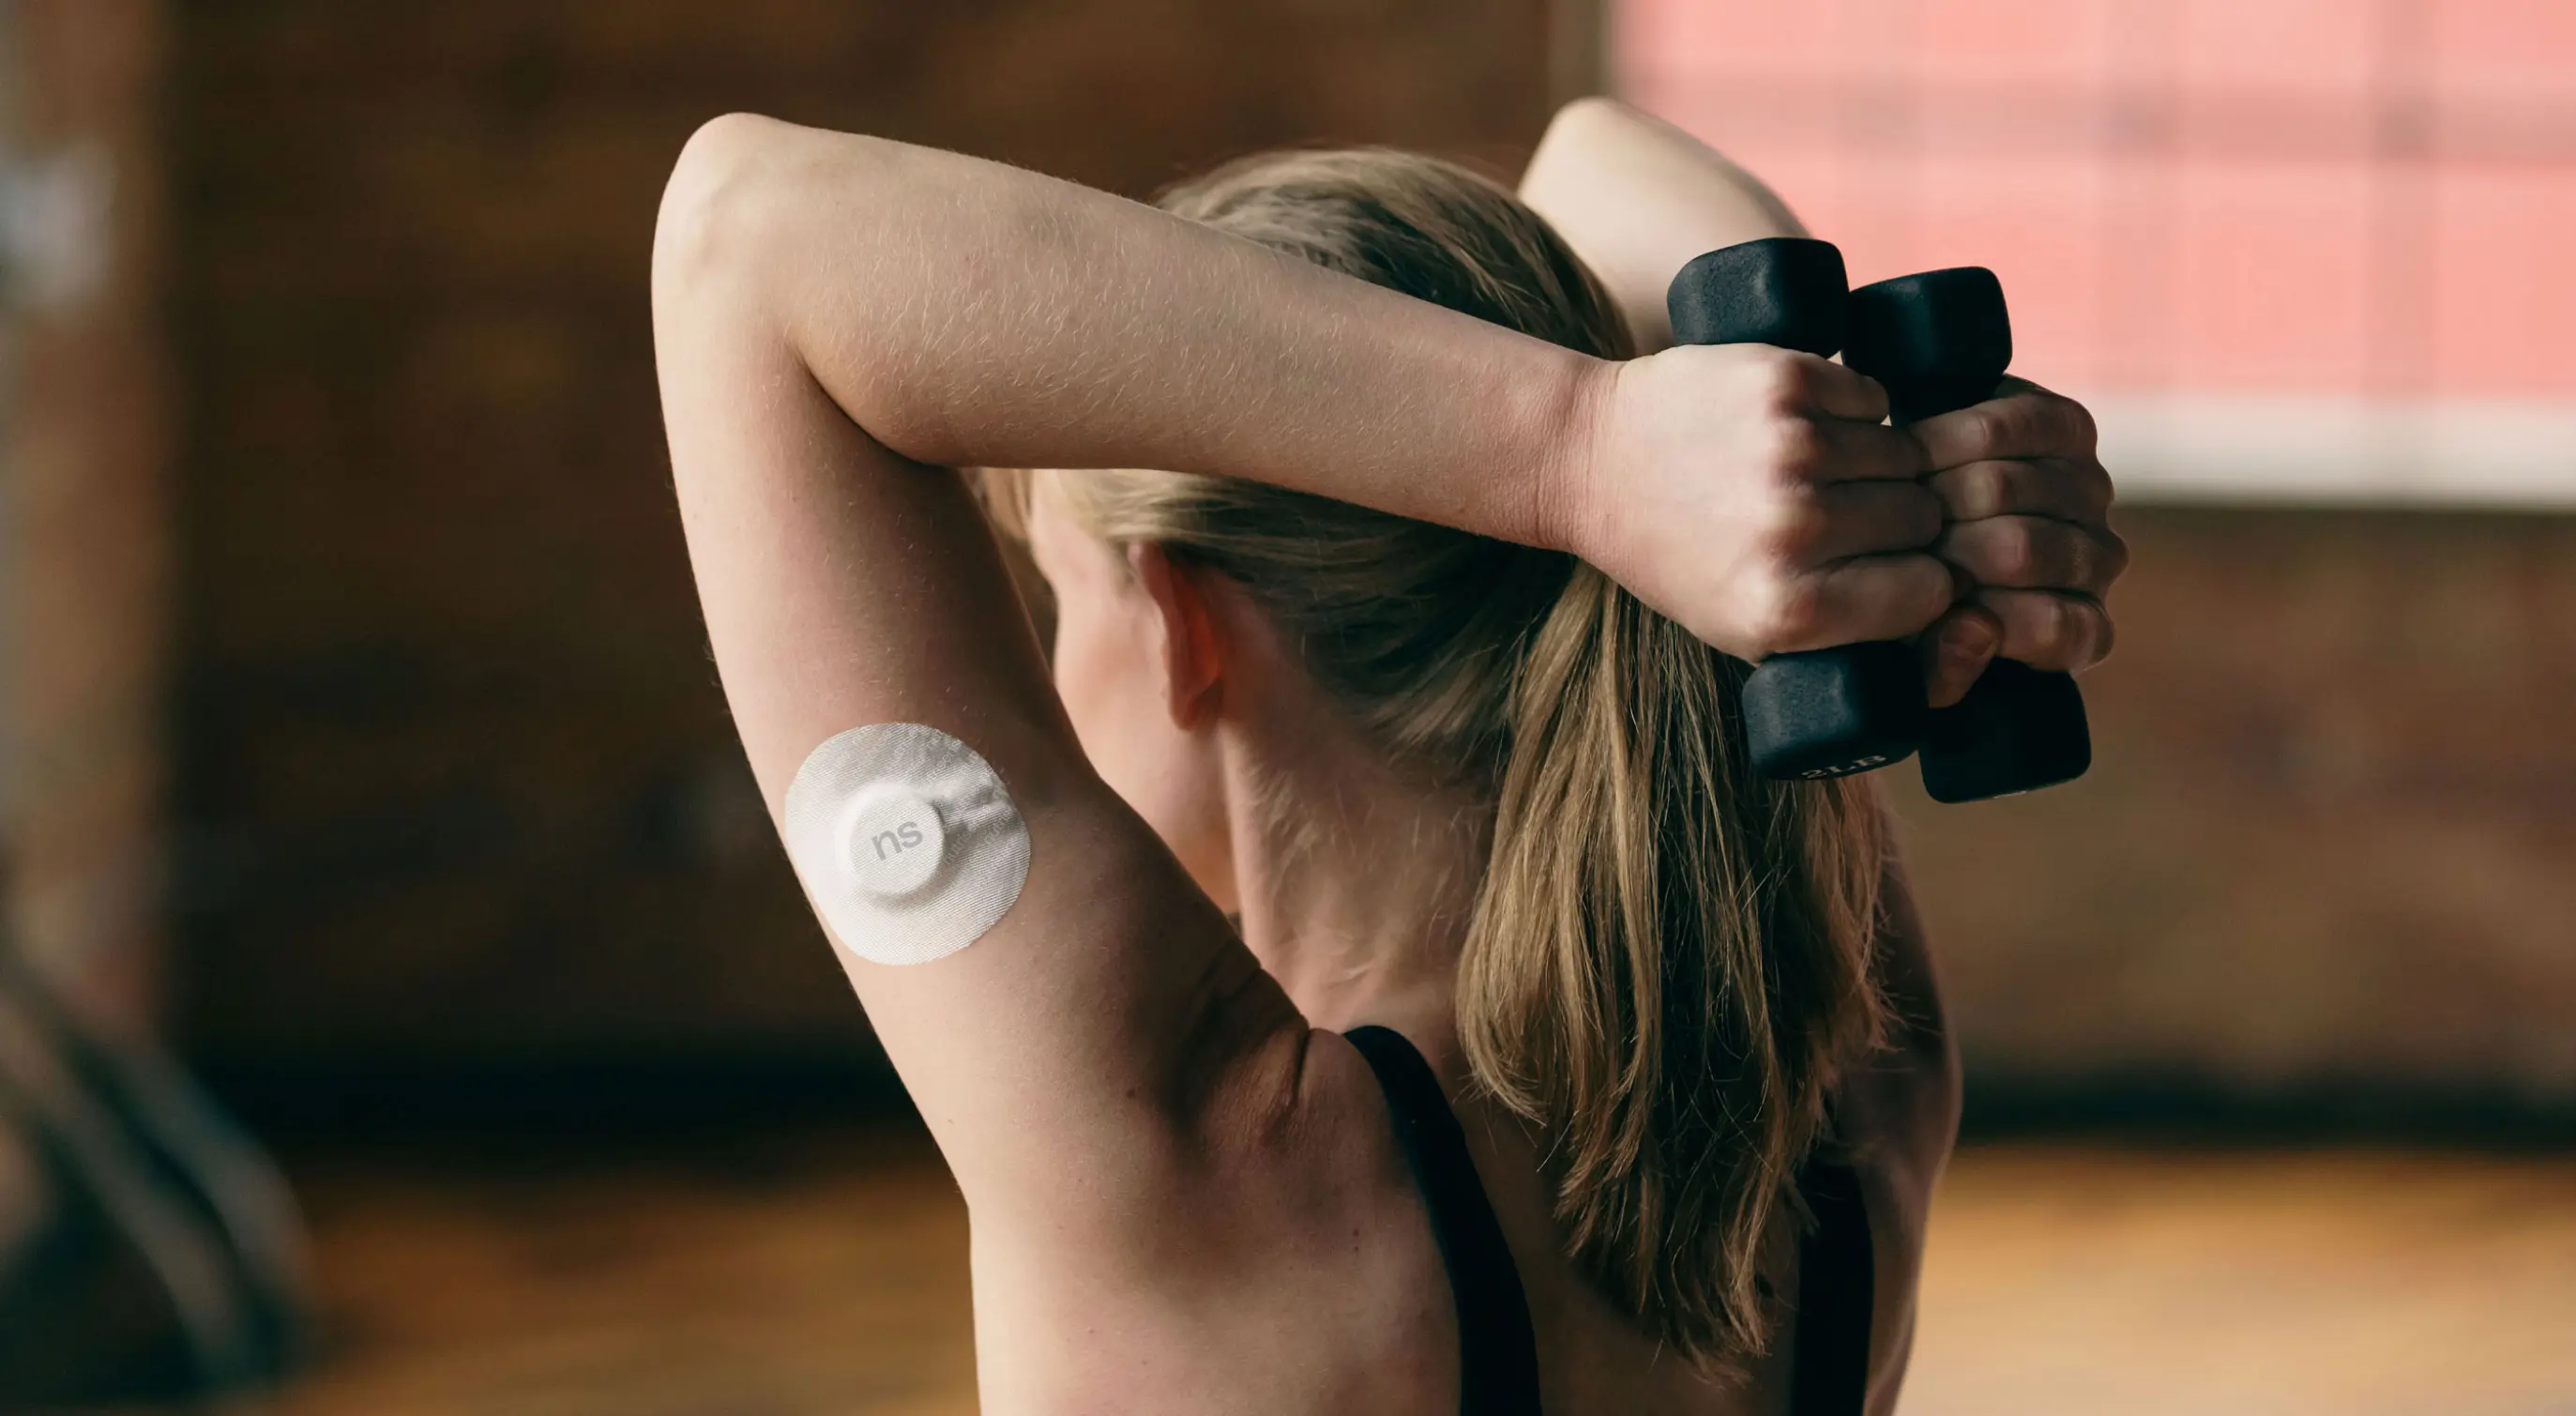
[1538,353,1622,566]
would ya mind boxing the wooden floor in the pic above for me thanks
[1902,1148,2576,1416]
[232,1129,2576,1416]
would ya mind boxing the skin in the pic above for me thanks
[653,99,2121,1414]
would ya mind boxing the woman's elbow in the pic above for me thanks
[653,113,802,303]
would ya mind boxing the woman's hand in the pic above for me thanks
[1565,358,2122,704]
[1909,379,2126,707]
[1568,342,1957,664]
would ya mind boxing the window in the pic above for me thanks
[1614,0,2576,504]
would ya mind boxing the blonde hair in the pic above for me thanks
[993,148,1888,1373]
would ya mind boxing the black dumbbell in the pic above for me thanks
[1670,237,1923,783]
[1843,269,2089,803]
[1667,240,2090,800]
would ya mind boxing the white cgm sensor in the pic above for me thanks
[781,723,1029,967]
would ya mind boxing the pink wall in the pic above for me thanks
[1616,0,2576,399]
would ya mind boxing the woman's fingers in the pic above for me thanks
[1969,588,2114,673]
[1770,553,1958,653]
[1928,455,2114,524]
[1934,514,2129,596]
[1780,352,1892,425]
[1810,415,1931,483]
[1919,604,2004,708]
[1911,379,2098,470]
[1799,479,1945,562]
[1919,591,2112,704]
[1861,380,2122,690]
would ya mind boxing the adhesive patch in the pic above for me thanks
[781,723,1030,967]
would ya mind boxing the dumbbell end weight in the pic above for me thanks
[1847,266,2012,424]
[1739,640,1926,780]
[1669,238,1849,357]
[1918,660,2091,803]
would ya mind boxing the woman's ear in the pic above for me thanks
[1127,541,1225,729]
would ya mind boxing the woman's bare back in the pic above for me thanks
[960,889,1957,1416]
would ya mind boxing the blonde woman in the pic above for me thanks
[653,97,2123,1415]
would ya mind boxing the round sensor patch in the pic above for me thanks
[781,723,1029,967]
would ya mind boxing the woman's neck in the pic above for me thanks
[1220,733,1492,1056]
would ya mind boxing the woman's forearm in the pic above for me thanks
[655,114,1604,555]
[1520,98,1808,354]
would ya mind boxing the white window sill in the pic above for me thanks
[2083,394,2576,511]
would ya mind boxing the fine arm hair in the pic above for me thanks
[989,146,1891,1376]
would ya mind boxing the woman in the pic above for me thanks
[653,97,2123,1415]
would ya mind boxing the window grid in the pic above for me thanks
[1615,0,2576,402]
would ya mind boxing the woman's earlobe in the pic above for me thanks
[1127,541,1226,729]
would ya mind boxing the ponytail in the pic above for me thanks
[1460,566,1887,1369]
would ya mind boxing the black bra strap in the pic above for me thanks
[1343,1026,1543,1416]
[1788,1153,1875,1416]
[1345,1024,1874,1416]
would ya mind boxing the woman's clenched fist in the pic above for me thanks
[1567,343,1952,664]
[1565,353,2122,708]
[1909,377,2125,707]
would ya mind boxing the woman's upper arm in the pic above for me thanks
[1521,97,1810,353]
[650,116,1305,1215]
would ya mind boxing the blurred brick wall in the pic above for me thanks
[1887,508,2576,1112]
[164,3,2576,1116]
[168,2,1556,1078]
[3,0,171,1037]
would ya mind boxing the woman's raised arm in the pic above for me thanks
[649,115,1950,1218]
[659,115,1603,553]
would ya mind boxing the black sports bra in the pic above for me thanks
[1343,1026,1875,1416]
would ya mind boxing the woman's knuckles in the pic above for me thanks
[1727,575,1810,658]
[1940,516,2131,594]
[1752,349,1811,413]
[1929,456,2116,527]
[2052,392,2101,454]
[1756,412,1828,484]
[1941,518,2038,585]
[1934,462,2016,520]
[1754,486,1830,563]
[1925,388,2102,468]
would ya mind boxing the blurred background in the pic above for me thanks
[0,1,2568,1412]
